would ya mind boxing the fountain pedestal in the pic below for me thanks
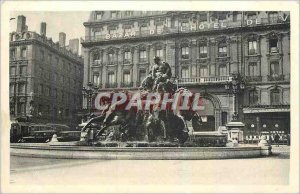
[226,121,245,143]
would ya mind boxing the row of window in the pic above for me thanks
[92,60,282,87]
[10,66,27,76]
[36,84,80,102]
[92,69,147,86]
[36,105,72,119]
[92,49,163,64]
[248,89,288,106]
[95,11,164,20]
[91,38,280,65]
[94,11,284,23]
[9,83,26,94]
[38,50,82,75]
[10,101,77,118]
[38,67,81,88]
[10,47,27,59]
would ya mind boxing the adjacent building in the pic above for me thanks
[81,11,290,136]
[9,15,84,127]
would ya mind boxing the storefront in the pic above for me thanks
[243,110,290,136]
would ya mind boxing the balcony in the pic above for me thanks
[178,76,232,86]
[181,55,190,60]
[267,74,285,81]
[106,61,117,66]
[270,47,279,54]
[136,81,142,88]
[105,82,118,88]
[92,60,102,66]
[123,59,131,65]
[218,52,227,58]
[243,104,290,114]
[199,53,208,59]
[120,82,133,88]
[248,49,257,56]
[139,58,148,63]
[245,76,262,82]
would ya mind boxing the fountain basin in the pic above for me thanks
[10,143,271,160]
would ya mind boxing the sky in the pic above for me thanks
[10,11,91,55]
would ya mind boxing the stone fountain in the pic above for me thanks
[80,57,228,148]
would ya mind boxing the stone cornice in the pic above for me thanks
[10,39,83,65]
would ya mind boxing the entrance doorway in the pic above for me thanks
[194,97,215,132]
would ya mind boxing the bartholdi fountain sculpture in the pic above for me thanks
[81,56,227,147]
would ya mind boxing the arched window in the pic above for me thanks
[219,64,227,76]
[93,72,100,85]
[139,49,147,62]
[269,35,279,53]
[156,48,163,58]
[218,41,227,57]
[124,50,131,63]
[248,62,258,76]
[10,49,16,60]
[181,46,189,59]
[270,61,279,78]
[200,66,208,77]
[139,69,146,84]
[248,35,258,55]
[199,41,208,58]
[107,50,116,64]
[249,89,259,105]
[21,47,27,58]
[107,72,116,88]
[181,67,189,79]
[270,89,280,105]
[123,71,131,84]
[92,52,100,64]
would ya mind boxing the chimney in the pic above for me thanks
[59,32,66,47]
[40,22,47,36]
[16,15,26,33]
[69,38,79,54]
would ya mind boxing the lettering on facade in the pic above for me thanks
[104,16,289,40]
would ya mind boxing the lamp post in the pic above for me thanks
[82,81,97,116]
[225,73,245,121]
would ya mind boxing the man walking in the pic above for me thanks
[274,132,280,147]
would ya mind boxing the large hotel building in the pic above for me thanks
[82,11,290,136]
[9,15,84,127]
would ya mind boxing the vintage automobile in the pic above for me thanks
[10,122,30,143]
[11,123,70,143]
[57,131,82,142]
[22,130,56,143]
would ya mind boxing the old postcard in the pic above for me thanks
[1,1,299,193]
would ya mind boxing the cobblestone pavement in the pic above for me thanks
[9,145,290,185]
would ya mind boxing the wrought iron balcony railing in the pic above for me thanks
[199,53,208,58]
[105,82,118,88]
[245,76,262,82]
[120,82,133,88]
[178,76,232,85]
[267,74,285,81]
[243,104,290,109]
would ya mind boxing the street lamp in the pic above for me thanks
[225,73,245,121]
[82,81,98,116]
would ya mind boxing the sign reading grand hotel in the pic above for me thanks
[105,16,289,40]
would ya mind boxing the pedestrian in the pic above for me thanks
[287,133,291,146]
[274,133,280,147]
[88,129,94,146]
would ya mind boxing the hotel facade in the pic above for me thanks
[82,11,290,136]
[9,15,84,127]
